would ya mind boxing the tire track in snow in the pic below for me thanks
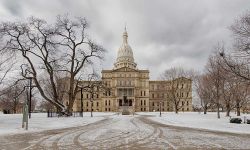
[112,116,158,149]
[25,118,110,150]
[78,117,140,149]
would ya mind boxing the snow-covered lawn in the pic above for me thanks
[0,112,115,136]
[137,112,250,134]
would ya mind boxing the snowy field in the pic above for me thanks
[0,112,115,135]
[1,112,250,136]
[1,112,250,149]
[137,112,250,134]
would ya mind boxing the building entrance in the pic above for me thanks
[119,96,133,106]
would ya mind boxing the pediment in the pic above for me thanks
[112,67,138,72]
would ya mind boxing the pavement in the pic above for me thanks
[0,114,250,150]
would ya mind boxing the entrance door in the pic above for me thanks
[119,99,122,106]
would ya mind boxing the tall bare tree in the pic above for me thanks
[0,83,26,113]
[220,11,250,82]
[221,73,236,117]
[78,73,109,117]
[0,15,105,115]
[232,80,249,116]
[206,51,225,119]
[162,67,192,114]
[196,74,213,114]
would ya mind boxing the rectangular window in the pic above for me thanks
[141,100,143,106]
[109,100,111,106]
[105,100,107,106]
[86,102,88,107]
[144,91,146,96]
[144,100,146,105]
[152,102,154,106]
[86,94,89,99]
[97,102,99,107]
[141,91,142,96]
[152,94,154,98]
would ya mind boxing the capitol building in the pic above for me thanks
[72,28,192,113]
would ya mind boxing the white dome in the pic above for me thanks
[116,43,134,62]
[114,28,137,70]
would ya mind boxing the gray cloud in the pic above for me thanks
[0,0,249,79]
[2,0,23,16]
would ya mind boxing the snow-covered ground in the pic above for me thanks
[137,112,250,134]
[1,112,250,136]
[0,112,115,135]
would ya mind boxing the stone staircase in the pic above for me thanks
[119,106,133,115]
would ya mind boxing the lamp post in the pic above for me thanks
[90,93,93,117]
[160,101,162,117]
[80,87,83,117]
[28,78,32,119]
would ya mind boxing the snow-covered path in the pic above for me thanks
[0,114,250,150]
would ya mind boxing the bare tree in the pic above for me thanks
[0,83,26,113]
[162,67,192,114]
[78,73,109,117]
[221,74,236,117]
[232,80,249,116]
[0,15,105,115]
[196,74,213,114]
[206,51,225,119]
[220,12,250,82]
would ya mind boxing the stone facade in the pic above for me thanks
[72,28,192,112]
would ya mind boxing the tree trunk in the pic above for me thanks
[175,105,178,114]
[217,103,220,119]
[67,102,74,116]
[91,101,93,117]
[226,109,230,117]
[236,101,240,116]
[204,106,207,114]
[225,104,230,117]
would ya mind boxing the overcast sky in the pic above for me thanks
[0,0,249,79]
